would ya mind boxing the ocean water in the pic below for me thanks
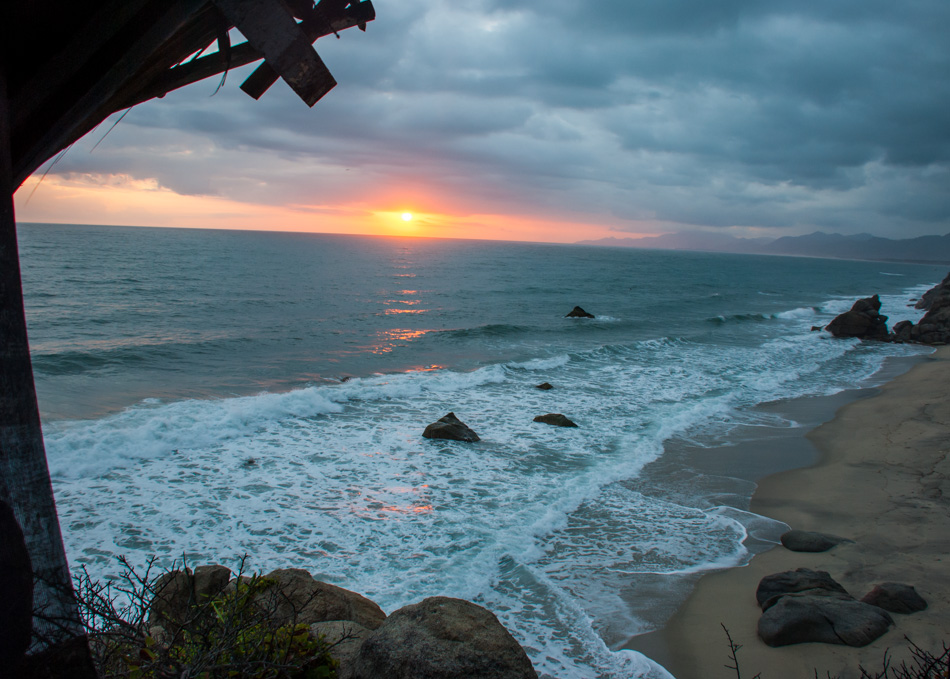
[18,223,944,678]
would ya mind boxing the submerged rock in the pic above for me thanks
[861,583,928,614]
[780,529,851,553]
[423,412,480,442]
[535,382,554,390]
[565,306,595,318]
[533,413,578,428]
[825,295,889,340]
[352,596,538,679]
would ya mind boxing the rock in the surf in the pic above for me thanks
[535,382,554,390]
[825,295,889,340]
[423,412,480,442]
[352,596,538,679]
[915,271,950,310]
[780,529,850,553]
[533,413,578,428]
[565,306,595,318]
[860,582,928,614]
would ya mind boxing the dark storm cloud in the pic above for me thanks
[45,0,950,238]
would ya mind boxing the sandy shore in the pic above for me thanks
[628,345,950,679]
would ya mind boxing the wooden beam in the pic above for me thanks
[12,0,208,186]
[239,0,374,101]
[213,0,336,106]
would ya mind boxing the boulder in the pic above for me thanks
[825,295,889,340]
[565,306,595,319]
[779,530,850,553]
[535,382,554,390]
[860,583,928,614]
[423,413,480,442]
[758,592,893,647]
[254,569,386,630]
[310,620,371,679]
[915,272,950,310]
[533,413,578,428]
[892,319,914,342]
[352,596,538,679]
[148,564,232,627]
[755,568,849,610]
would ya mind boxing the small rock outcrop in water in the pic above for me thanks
[352,597,539,679]
[756,568,893,647]
[825,295,889,339]
[861,583,928,614]
[423,412,480,442]
[535,382,554,390]
[565,306,595,318]
[915,271,950,310]
[779,529,851,553]
[533,413,578,427]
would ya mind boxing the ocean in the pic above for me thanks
[18,223,944,678]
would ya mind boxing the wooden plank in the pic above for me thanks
[213,0,336,106]
[239,0,374,100]
[12,0,208,187]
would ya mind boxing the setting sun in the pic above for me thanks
[401,212,413,222]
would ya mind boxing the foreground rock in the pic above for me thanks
[423,412,480,442]
[756,569,893,647]
[352,597,538,679]
[533,413,578,427]
[825,295,889,340]
[780,529,850,553]
[565,306,595,318]
[149,564,232,627]
[893,273,950,344]
[254,568,386,629]
[758,592,893,647]
[861,583,928,614]
[311,620,371,679]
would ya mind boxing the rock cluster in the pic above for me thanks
[825,295,889,340]
[754,568,928,648]
[149,566,538,679]
[756,569,892,647]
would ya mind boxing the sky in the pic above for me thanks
[13,0,950,244]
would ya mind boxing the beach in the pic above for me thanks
[628,345,950,679]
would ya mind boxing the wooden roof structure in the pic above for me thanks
[4,0,375,188]
[0,1,373,674]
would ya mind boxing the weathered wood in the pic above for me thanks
[240,0,375,100]
[0,69,96,676]
[214,0,336,106]
[12,0,208,187]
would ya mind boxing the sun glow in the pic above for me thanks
[401,212,413,222]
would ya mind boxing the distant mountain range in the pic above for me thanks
[575,231,950,264]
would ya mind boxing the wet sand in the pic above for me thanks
[628,346,950,679]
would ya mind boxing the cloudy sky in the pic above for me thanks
[14,0,950,243]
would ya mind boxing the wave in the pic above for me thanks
[432,323,533,341]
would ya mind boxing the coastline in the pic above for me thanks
[627,345,950,679]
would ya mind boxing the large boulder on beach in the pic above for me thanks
[254,568,387,630]
[565,306,595,318]
[533,413,578,427]
[423,413,480,442]
[890,272,950,344]
[825,295,889,340]
[860,583,928,614]
[755,568,849,610]
[352,597,538,679]
[758,591,893,647]
[780,529,850,553]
